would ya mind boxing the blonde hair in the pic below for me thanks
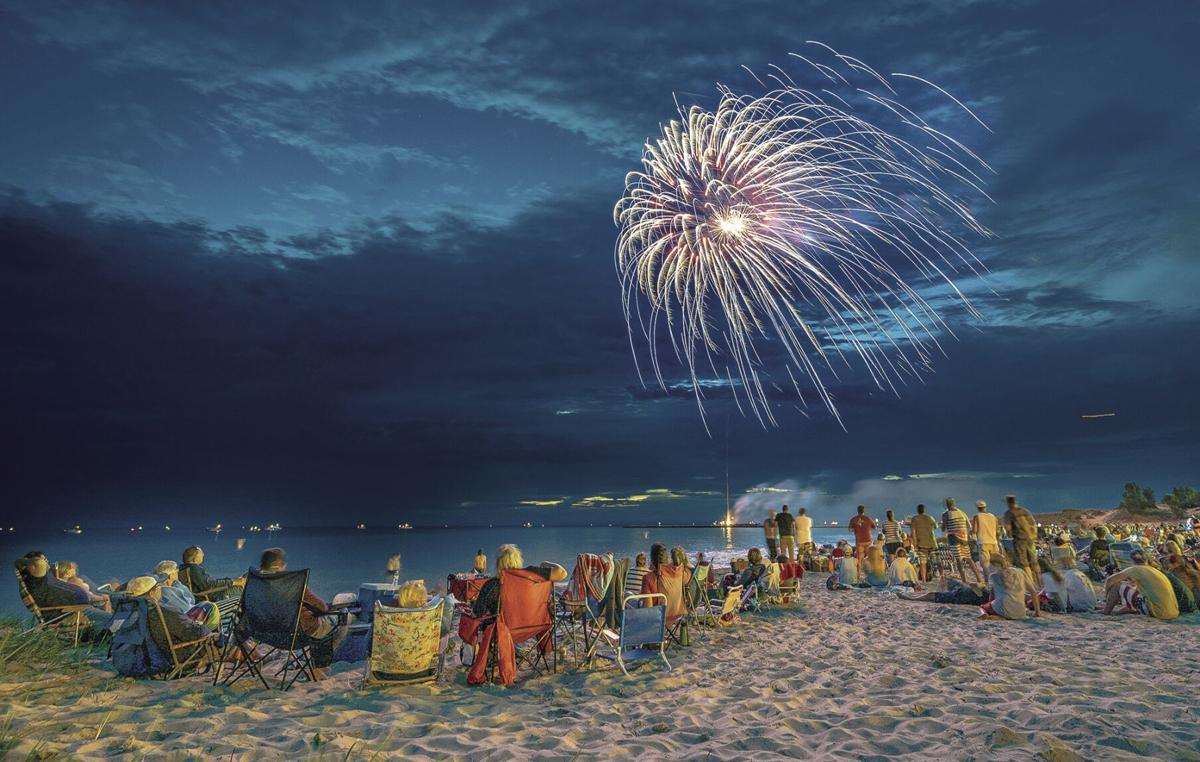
[496,544,524,573]
[54,560,77,579]
[397,579,428,608]
[671,546,687,567]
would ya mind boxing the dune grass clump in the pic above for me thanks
[0,615,101,680]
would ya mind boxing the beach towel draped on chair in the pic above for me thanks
[466,568,556,686]
[558,553,613,667]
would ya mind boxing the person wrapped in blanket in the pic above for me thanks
[827,550,870,590]
[153,560,220,630]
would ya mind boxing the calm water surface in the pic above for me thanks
[2,525,853,616]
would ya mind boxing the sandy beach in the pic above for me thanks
[3,573,1197,761]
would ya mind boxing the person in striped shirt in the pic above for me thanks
[881,510,903,557]
[942,497,984,585]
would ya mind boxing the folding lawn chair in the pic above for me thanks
[466,568,556,686]
[557,553,614,668]
[109,594,219,680]
[366,597,448,685]
[213,568,351,691]
[593,594,671,677]
[12,569,92,648]
[701,585,743,626]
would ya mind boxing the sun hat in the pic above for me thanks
[154,560,178,576]
[976,500,987,509]
[126,575,160,597]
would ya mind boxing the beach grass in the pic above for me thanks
[0,615,101,680]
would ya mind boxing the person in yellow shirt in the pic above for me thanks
[1102,552,1179,620]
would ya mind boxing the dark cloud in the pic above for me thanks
[1,1,1198,525]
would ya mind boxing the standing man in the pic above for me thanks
[972,500,1001,574]
[941,498,983,585]
[762,513,779,560]
[775,505,796,563]
[848,505,876,572]
[1003,494,1041,591]
[795,507,814,566]
[910,504,938,582]
[881,510,903,558]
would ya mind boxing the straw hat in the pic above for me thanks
[126,575,160,597]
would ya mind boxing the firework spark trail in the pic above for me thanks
[614,43,993,432]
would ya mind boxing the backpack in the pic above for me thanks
[109,596,170,677]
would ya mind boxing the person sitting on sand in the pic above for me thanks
[473,544,567,618]
[19,555,112,637]
[1165,553,1200,604]
[125,575,212,669]
[259,547,352,675]
[835,551,862,588]
[1102,551,1179,620]
[179,546,245,601]
[863,545,888,587]
[1050,532,1077,571]
[887,547,919,587]
[980,554,1038,620]
[1087,527,1111,574]
[1037,557,1097,612]
[625,552,650,599]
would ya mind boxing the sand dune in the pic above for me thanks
[3,574,1198,760]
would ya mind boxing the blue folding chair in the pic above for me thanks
[593,594,672,676]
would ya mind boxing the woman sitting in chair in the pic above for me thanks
[640,543,693,599]
[397,579,454,635]
[722,548,767,594]
[472,545,567,618]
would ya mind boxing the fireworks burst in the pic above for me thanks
[614,43,993,431]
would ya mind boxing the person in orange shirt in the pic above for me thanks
[848,505,877,569]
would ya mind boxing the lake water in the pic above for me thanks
[2,525,853,616]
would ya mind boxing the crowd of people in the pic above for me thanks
[768,496,1200,622]
[11,500,1198,684]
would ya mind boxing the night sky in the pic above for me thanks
[2,2,1197,528]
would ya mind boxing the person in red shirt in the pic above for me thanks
[848,505,877,567]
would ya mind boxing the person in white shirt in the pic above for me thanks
[795,507,814,563]
[971,500,1000,573]
[1039,557,1097,612]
